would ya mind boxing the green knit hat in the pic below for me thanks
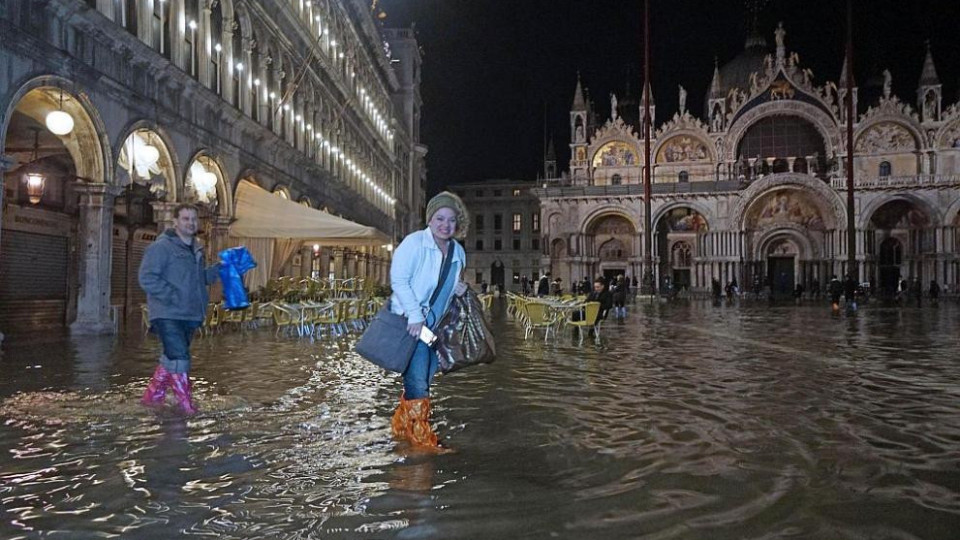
[425,191,469,239]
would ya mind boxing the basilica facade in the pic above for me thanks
[0,1,424,334]
[534,25,960,296]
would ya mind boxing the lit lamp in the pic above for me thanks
[25,172,45,204]
[45,88,74,136]
[23,128,46,204]
[189,161,218,203]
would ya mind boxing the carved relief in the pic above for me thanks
[855,122,916,153]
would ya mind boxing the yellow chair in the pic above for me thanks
[479,294,494,312]
[315,302,347,338]
[271,302,299,336]
[202,302,221,336]
[521,301,558,341]
[220,302,245,330]
[565,302,601,344]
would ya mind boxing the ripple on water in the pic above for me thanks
[1,302,959,539]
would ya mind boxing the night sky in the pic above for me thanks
[380,0,960,195]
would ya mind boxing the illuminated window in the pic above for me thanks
[512,213,522,232]
[512,189,521,196]
[531,213,540,232]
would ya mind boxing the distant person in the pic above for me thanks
[550,277,563,296]
[844,274,858,311]
[586,278,613,324]
[810,280,820,300]
[911,277,923,307]
[929,280,941,304]
[139,203,222,415]
[537,273,550,297]
[480,280,489,294]
[520,275,530,296]
[612,275,627,320]
[793,282,805,304]
[711,278,723,300]
[828,275,843,311]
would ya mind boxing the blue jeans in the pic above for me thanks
[151,318,202,374]
[403,341,439,399]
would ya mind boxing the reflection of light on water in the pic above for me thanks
[1,305,958,538]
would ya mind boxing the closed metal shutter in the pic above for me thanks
[129,229,158,306]
[111,227,128,303]
[0,230,68,330]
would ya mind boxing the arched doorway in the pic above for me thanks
[654,207,707,291]
[112,128,178,330]
[1,85,106,332]
[878,237,903,295]
[587,214,635,283]
[868,198,932,290]
[765,237,801,298]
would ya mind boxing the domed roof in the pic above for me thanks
[704,35,769,117]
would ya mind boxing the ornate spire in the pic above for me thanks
[546,137,556,160]
[709,57,724,99]
[641,81,655,104]
[839,55,855,87]
[571,72,587,111]
[918,41,940,87]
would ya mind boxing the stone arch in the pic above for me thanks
[936,117,960,149]
[115,121,180,201]
[183,149,234,217]
[733,173,845,231]
[943,197,960,228]
[1,75,111,186]
[753,226,817,261]
[725,101,839,162]
[580,206,640,235]
[651,200,714,232]
[859,193,940,230]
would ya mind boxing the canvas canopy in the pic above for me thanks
[230,180,390,245]
[228,180,391,289]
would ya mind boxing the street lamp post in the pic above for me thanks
[641,0,654,296]
[845,0,857,281]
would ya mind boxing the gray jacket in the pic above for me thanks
[139,229,220,322]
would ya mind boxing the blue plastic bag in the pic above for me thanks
[219,246,257,310]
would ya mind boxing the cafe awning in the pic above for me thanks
[229,180,390,246]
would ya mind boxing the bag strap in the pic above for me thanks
[429,240,455,306]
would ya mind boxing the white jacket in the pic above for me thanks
[389,228,466,325]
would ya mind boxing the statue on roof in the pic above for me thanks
[678,85,687,114]
[775,22,786,63]
[610,93,618,120]
[882,69,892,99]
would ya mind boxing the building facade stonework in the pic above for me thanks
[529,27,960,296]
[0,0,425,334]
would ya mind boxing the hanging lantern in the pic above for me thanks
[45,88,74,136]
[22,128,46,204]
[24,172,45,204]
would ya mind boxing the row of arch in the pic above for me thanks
[546,175,960,240]
[2,79,391,218]
[71,0,396,208]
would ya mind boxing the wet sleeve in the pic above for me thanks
[390,235,425,324]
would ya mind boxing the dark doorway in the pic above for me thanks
[878,237,902,296]
[767,256,795,298]
[672,269,691,290]
[490,261,505,293]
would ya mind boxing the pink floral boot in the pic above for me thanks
[141,365,171,407]
[170,373,198,416]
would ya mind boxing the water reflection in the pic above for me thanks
[1,302,959,538]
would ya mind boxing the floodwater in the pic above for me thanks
[1,300,959,539]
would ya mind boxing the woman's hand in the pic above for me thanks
[454,282,468,297]
[407,321,424,338]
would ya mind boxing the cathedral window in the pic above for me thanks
[611,174,622,185]
[678,171,689,183]
[879,161,892,177]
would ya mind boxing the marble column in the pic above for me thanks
[71,183,119,335]
[209,215,233,256]
[333,248,345,278]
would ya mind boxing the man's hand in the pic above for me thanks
[407,321,424,338]
[454,282,468,296]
